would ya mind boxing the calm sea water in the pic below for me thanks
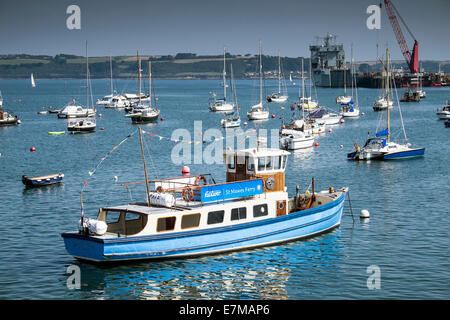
[0,78,449,300]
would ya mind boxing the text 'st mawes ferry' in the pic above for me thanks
[62,132,348,263]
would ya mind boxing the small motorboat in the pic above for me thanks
[67,117,96,133]
[22,173,64,187]
[0,110,19,126]
[437,101,450,120]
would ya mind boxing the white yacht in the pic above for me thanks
[58,102,96,119]
[247,41,269,121]
[209,48,235,112]
[267,52,288,103]
[437,101,450,120]
[279,128,314,150]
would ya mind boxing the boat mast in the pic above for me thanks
[137,51,141,105]
[259,40,262,106]
[278,51,281,94]
[148,61,152,108]
[86,41,89,108]
[138,127,151,207]
[301,58,305,120]
[350,44,354,98]
[343,52,347,95]
[223,47,227,100]
[386,47,390,143]
[110,55,113,96]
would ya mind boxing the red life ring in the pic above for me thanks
[182,187,194,202]
[194,175,207,186]
[156,186,165,193]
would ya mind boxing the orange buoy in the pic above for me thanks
[328,128,333,133]
[98,114,102,117]
[160,117,165,121]
[340,119,345,124]
[243,122,247,126]
[314,142,319,147]
[271,114,275,118]
[361,112,365,116]
[100,127,105,130]
[30,146,36,152]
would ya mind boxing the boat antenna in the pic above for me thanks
[138,127,151,206]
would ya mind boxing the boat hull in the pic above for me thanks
[22,173,64,187]
[383,147,425,160]
[62,193,346,262]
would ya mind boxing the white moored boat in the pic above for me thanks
[209,48,235,112]
[61,128,348,263]
[247,41,269,121]
[279,128,314,150]
[57,103,96,119]
[267,52,288,103]
[437,101,450,120]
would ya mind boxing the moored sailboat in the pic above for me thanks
[267,52,288,103]
[348,48,425,161]
[247,41,269,121]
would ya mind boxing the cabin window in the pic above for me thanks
[266,157,273,171]
[247,157,254,172]
[125,212,140,221]
[106,211,121,224]
[181,213,201,229]
[274,156,281,170]
[207,210,224,225]
[227,156,235,170]
[253,204,268,217]
[157,216,176,232]
[258,157,266,171]
[231,207,247,221]
[281,155,287,169]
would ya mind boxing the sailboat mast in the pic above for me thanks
[343,52,347,94]
[278,52,281,94]
[148,61,152,108]
[137,51,141,104]
[301,58,305,120]
[386,48,390,143]
[86,41,89,108]
[350,45,354,98]
[223,47,227,100]
[110,56,113,96]
[259,41,262,105]
[138,127,151,207]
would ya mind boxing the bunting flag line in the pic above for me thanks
[81,129,138,191]
[141,129,257,145]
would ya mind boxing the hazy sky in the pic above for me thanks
[0,0,449,61]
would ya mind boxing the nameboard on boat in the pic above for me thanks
[200,179,264,203]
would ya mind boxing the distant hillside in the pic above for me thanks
[0,53,448,79]
[0,53,310,80]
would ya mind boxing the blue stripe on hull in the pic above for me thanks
[383,148,425,160]
[62,194,346,262]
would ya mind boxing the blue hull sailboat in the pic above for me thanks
[62,128,348,263]
[348,48,425,161]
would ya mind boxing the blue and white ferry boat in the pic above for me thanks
[62,132,348,263]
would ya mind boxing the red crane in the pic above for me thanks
[382,0,418,74]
